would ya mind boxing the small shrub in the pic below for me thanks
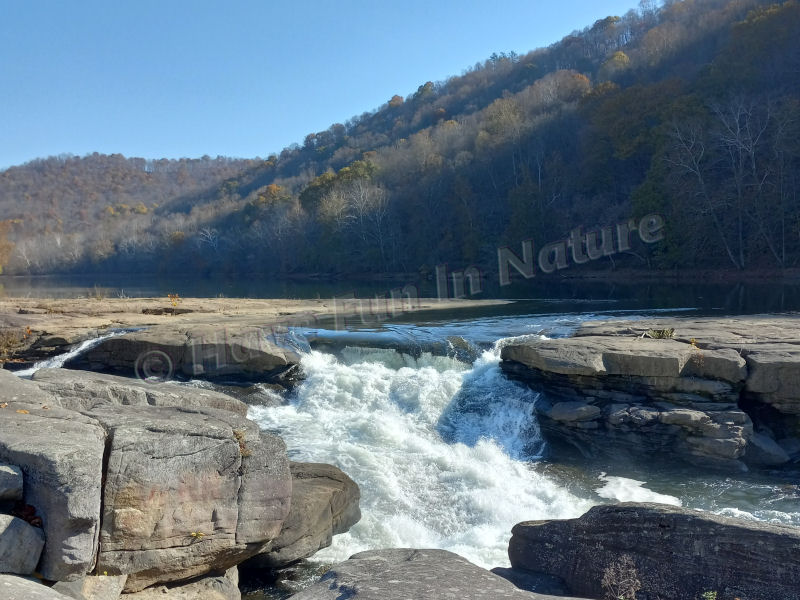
[602,554,641,600]
[645,328,674,339]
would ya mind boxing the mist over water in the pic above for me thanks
[250,344,593,568]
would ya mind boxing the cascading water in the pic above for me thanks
[249,341,594,569]
[13,331,125,378]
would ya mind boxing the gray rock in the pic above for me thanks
[0,574,74,599]
[0,464,23,502]
[246,462,360,569]
[52,575,127,600]
[31,368,247,416]
[0,368,54,405]
[82,405,290,591]
[546,402,600,422]
[745,431,791,466]
[509,503,800,600]
[0,402,105,581]
[0,514,45,574]
[121,567,239,600]
[289,548,566,599]
[67,324,301,382]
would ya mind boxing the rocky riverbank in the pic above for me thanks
[0,367,361,599]
[501,315,800,471]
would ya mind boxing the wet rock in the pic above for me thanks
[0,514,45,575]
[508,503,800,600]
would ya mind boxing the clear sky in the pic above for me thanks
[0,0,640,169]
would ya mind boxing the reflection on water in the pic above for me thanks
[2,273,800,314]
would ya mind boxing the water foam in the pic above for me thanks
[13,331,124,378]
[596,473,682,506]
[250,344,593,569]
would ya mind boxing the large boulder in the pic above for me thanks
[65,324,302,383]
[0,514,46,574]
[30,368,247,416]
[0,398,106,581]
[245,462,360,569]
[508,503,800,600]
[83,405,291,591]
[288,549,581,600]
[0,575,74,599]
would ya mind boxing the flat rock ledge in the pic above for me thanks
[508,502,800,600]
[65,323,303,384]
[501,315,800,470]
[288,548,591,600]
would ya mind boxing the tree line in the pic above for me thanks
[1,0,798,279]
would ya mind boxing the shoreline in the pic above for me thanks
[0,296,513,364]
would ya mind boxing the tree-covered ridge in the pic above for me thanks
[1,0,798,278]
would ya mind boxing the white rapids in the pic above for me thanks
[250,343,593,569]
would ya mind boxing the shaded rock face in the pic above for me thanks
[83,405,291,592]
[502,335,753,470]
[0,464,23,502]
[508,503,800,600]
[0,574,74,599]
[0,514,46,575]
[66,325,302,384]
[0,393,106,581]
[245,462,360,570]
[288,548,571,600]
[30,368,248,416]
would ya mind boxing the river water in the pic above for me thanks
[237,305,800,597]
[9,293,800,598]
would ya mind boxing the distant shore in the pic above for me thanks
[0,296,512,364]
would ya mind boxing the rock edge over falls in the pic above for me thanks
[501,315,800,471]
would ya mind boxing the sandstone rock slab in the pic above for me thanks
[0,574,73,599]
[31,368,247,416]
[289,549,568,599]
[122,567,239,600]
[67,324,301,382]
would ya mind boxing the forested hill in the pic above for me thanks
[1,0,798,279]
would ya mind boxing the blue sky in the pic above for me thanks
[0,0,639,169]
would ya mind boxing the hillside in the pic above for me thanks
[1,0,798,280]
